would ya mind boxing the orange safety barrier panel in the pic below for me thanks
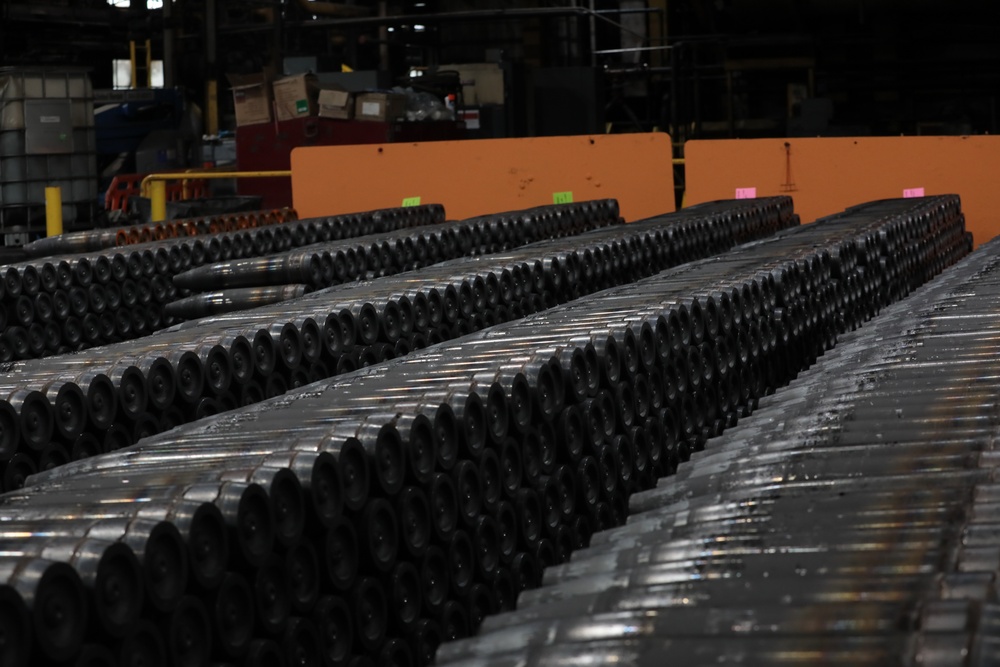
[290,134,676,223]
[685,135,1000,246]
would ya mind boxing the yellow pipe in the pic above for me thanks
[181,166,216,200]
[145,39,152,88]
[140,170,293,198]
[150,180,168,223]
[129,41,137,89]
[45,187,63,237]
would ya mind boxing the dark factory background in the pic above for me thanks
[0,3,999,667]
[2,0,998,141]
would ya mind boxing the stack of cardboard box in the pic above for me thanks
[228,72,409,127]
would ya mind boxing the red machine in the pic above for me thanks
[236,117,465,209]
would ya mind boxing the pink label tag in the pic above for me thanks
[735,187,757,199]
[903,187,925,198]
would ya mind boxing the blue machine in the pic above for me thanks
[94,87,202,188]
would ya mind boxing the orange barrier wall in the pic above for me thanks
[290,134,676,222]
[685,136,1000,245]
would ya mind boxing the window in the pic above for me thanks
[108,1,163,8]
[112,59,164,89]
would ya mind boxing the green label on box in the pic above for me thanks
[552,191,574,204]
[402,197,422,207]
[295,99,308,114]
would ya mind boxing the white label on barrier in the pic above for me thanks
[903,187,925,198]
[735,187,757,199]
[361,102,381,116]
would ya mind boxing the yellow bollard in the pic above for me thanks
[45,186,63,238]
[150,180,168,223]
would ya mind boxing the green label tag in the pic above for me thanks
[402,197,422,207]
[295,99,308,114]
[552,191,574,204]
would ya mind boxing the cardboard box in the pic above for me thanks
[318,88,353,120]
[438,63,504,106]
[354,92,407,122]
[272,73,320,121]
[228,72,272,127]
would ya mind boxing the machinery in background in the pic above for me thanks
[232,61,467,210]
[236,116,465,210]
[94,87,203,206]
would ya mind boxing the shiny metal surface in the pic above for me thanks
[0,203,443,362]
[22,208,299,259]
[0,195,974,666]
[435,201,1000,667]
[0,197,789,496]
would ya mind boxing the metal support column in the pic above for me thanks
[205,0,218,136]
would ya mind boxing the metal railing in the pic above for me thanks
[140,171,293,222]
